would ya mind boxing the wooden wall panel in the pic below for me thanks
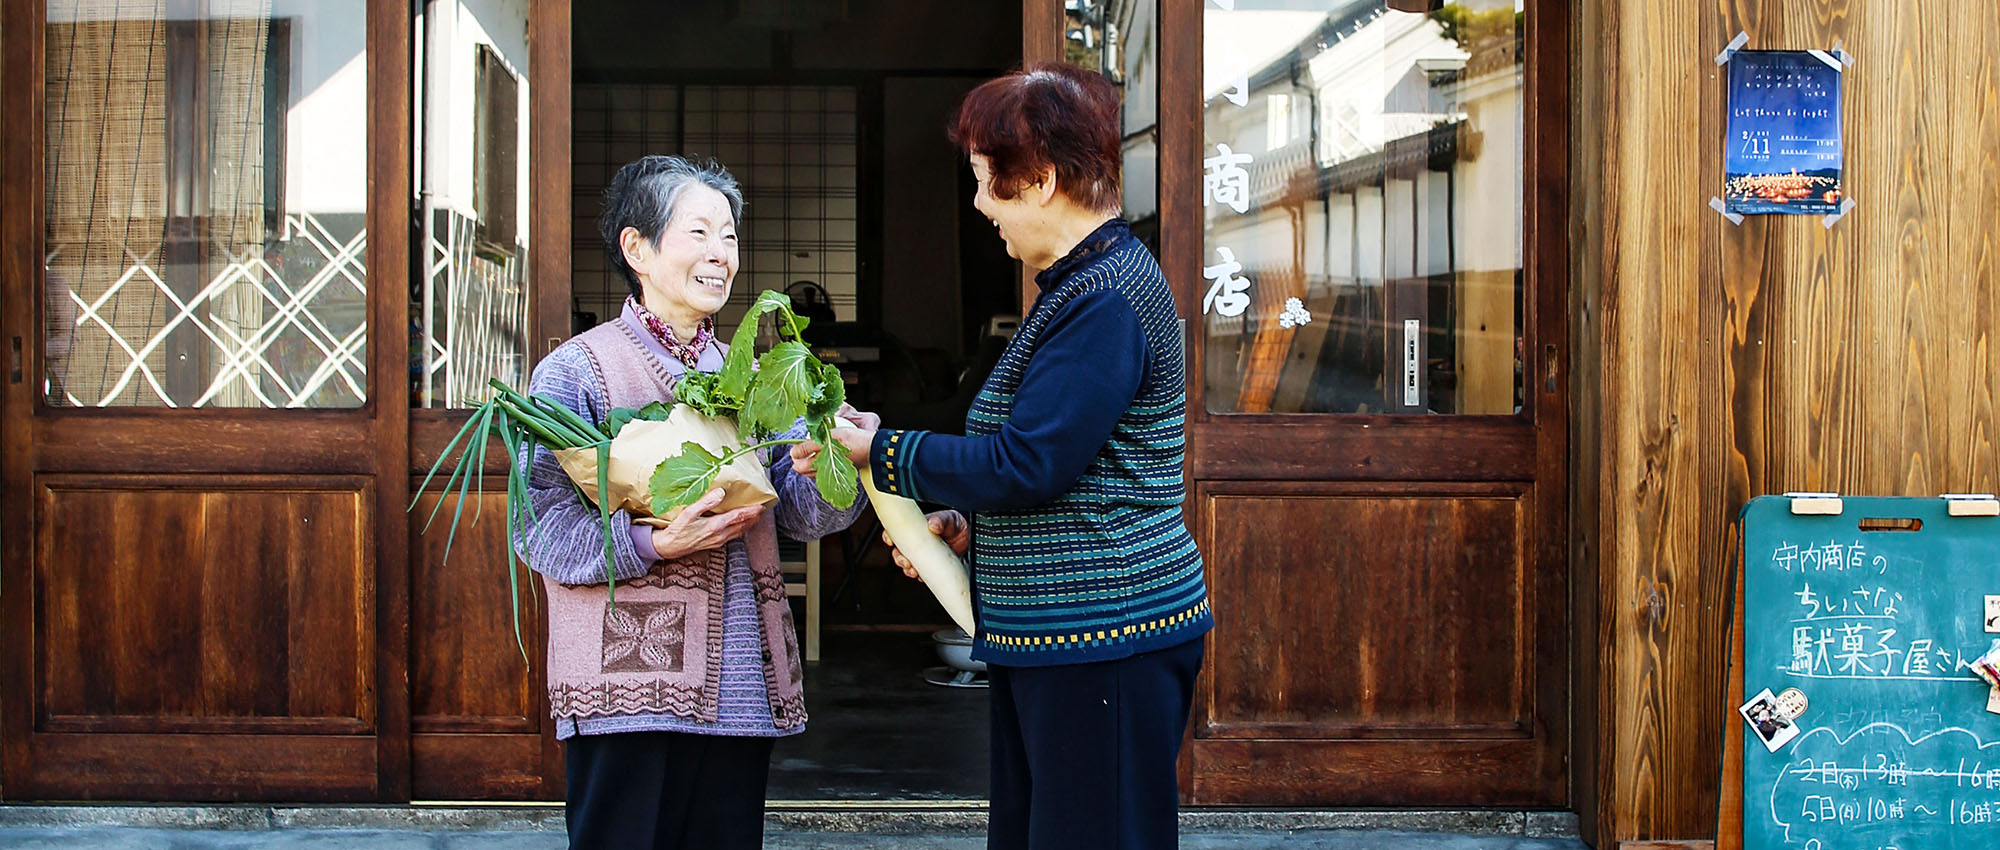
[408,490,550,799]
[412,733,544,800]
[1199,486,1531,738]
[1187,480,1564,806]
[33,414,374,474]
[26,734,378,801]
[409,491,537,731]
[35,479,372,734]
[1569,1,1608,841]
[1583,0,2000,845]
[1189,738,1554,807]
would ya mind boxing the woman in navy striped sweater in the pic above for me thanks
[796,63,1213,850]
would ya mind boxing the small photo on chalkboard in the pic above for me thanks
[1738,688,1799,752]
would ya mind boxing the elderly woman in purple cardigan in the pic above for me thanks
[513,154,873,850]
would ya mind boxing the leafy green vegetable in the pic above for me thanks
[714,290,790,402]
[807,418,859,509]
[648,291,859,513]
[742,341,820,441]
[649,441,725,516]
[604,401,674,439]
[804,358,845,424]
[674,370,722,417]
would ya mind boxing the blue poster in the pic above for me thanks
[1724,50,1844,215]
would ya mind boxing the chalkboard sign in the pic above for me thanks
[1742,496,2000,850]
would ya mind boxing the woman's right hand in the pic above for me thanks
[651,488,765,561]
[883,510,970,582]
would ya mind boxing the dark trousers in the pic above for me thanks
[987,637,1206,850]
[564,730,775,850]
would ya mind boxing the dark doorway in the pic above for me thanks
[570,0,1022,802]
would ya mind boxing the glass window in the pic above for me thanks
[415,0,533,408]
[45,0,369,408]
[1202,1,1524,414]
[570,83,860,332]
[1075,0,1160,255]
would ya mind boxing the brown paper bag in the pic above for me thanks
[554,405,778,524]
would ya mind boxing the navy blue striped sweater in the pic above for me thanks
[869,219,1212,666]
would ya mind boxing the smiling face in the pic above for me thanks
[622,183,738,330]
[969,152,1053,268]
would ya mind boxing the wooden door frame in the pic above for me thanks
[525,0,571,799]
[1157,0,1573,807]
[0,0,45,800]
[372,0,416,802]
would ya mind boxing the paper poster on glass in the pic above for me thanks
[1724,50,1843,215]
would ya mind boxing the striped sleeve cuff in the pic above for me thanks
[870,428,926,500]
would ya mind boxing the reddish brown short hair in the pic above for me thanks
[948,62,1122,213]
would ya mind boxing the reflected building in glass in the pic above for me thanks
[1201,0,1523,415]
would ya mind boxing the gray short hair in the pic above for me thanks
[599,155,745,297]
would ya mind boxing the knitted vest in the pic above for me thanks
[541,320,806,729]
[967,233,1213,666]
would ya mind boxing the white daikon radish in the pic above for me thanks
[837,417,976,635]
[858,468,975,635]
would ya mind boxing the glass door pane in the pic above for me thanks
[45,0,370,408]
[1201,0,1524,414]
[414,0,532,408]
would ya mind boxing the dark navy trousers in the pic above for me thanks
[563,730,774,850]
[987,636,1206,850]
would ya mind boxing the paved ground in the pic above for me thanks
[0,805,1590,849]
[0,827,1590,849]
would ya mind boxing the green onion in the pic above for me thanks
[596,440,619,602]
[493,397,574,448]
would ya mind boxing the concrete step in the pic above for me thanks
[0,805,1590,849]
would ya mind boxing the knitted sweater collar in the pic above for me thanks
[1033,217,1131,293]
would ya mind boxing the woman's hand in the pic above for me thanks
[789,417,876,479]
[885,510,970,582]
[835,403,880,432]
[650,487,765,560]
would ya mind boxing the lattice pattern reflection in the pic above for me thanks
[52,212,368,408]
[418,206,529,408]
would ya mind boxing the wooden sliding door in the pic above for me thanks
[1157,0,1572,805]
[1,0,573,801]
[1,0,412,800]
